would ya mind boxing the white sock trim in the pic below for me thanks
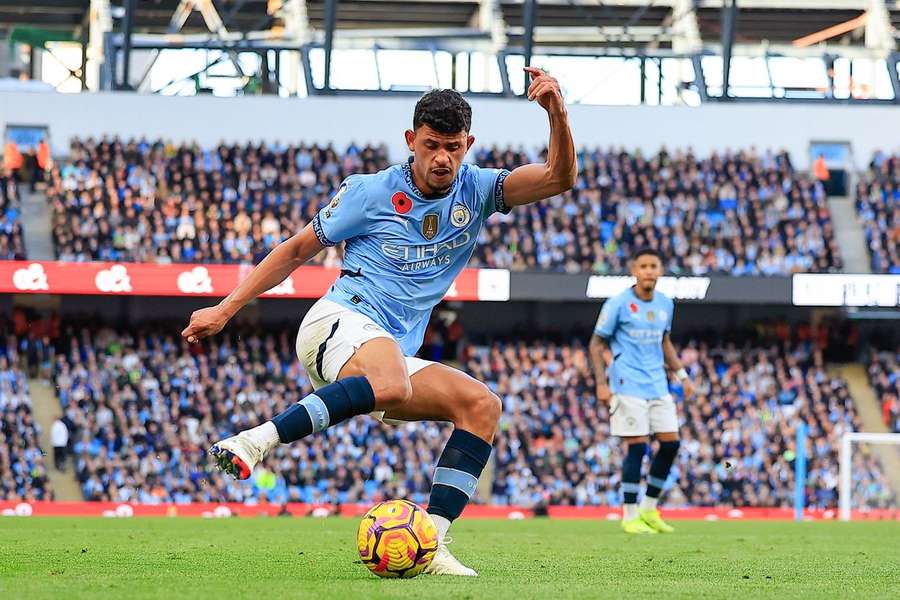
[623,504,639,521]
[247,421,281,452]
[430,514,452,541]
[640,496,659,511]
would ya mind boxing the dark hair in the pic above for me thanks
[633,247,663,261]
[413,89,472,134]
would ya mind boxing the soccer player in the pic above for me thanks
[589,248,695,534]
[181,68,576,575]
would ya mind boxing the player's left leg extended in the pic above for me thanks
[379,362,501,577]
[639,395,680,533]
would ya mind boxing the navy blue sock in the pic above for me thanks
[428,429,492,522]
[271,376,375,443]
[646,440,680,499]
[622,442,647,505]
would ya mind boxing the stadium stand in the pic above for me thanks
[856,153,900,274]
[48,139,841,276]
[0,168,26,260]
[470,146,841,275]
[0,344,52,501]
[20,318,891,510]
[471,331,894,511]
[50,322,447,504]
[868,348,900,434]
[47,137,389,265]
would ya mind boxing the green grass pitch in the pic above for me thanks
[1,518,897,599]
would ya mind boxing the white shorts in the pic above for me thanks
[296,298,435,423]
[609,393,679,437]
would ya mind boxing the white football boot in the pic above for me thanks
[209,424,277,480]
[424,537,478,577]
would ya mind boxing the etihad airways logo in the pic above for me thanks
[381,233,472,272]
[382,232,472,261]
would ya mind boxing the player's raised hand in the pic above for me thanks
[525,67,565,114]
[681,378,696,399]
[181,305,230,343]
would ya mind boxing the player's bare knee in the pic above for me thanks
[481,389,502,426]
[455,385,501,438]
[370,376,413,411]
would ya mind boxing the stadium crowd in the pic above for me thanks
[48,322,447,504]
[0,168,26,260]
[868,348,899,434]
[0,342,53,501]
[47,138,843,276]
[471,146,841,275]
[856,152,900,273]
[47,137,389,265]
[0,314,887,511]
[469,329,893,511]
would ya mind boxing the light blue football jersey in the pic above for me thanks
[312,159,510,355]
[593,287,675,399]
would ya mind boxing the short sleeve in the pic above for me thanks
[665,298,675,333]
[474,165,512,219]
[312,176,367,246]
[594,297,620,338]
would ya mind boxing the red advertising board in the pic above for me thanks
[0,261,509,302]
[1,501,895,521]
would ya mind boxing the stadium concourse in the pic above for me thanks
[46,138,843,276]
[0,313,895,515]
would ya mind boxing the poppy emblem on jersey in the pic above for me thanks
[422,213,439,240]
[451,205,471,228]
[392,191,413,214]
[629,303,639,313]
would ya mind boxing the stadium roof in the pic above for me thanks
[1,1,896,51]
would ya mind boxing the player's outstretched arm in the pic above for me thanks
[502,67,578,207]
[181,225,324,343]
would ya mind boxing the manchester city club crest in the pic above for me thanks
[422,213,439,240]
[450,204,471,228]
[330,183,347,209]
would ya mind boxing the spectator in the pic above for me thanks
[51,417,69,471]
[0,166,26,259]
[3,139,23,183]
[868,348,899,433]
[856,153,900,273]
[33,137,51,191]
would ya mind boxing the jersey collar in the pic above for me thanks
[630,286,656,303]
[402,157,459,200]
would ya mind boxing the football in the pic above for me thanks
[357,499,439,578]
